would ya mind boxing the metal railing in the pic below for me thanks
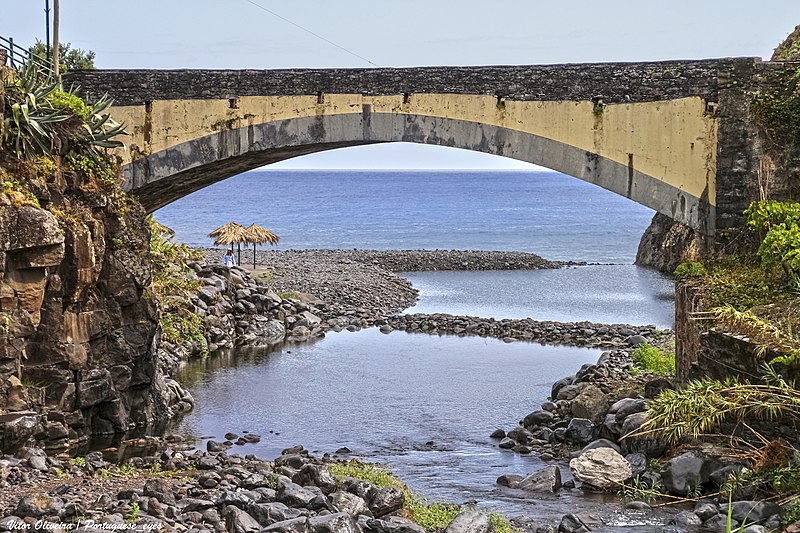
[0,35,55,76]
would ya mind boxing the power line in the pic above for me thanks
[242,0,381,68]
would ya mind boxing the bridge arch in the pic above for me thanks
[124,109,713,233]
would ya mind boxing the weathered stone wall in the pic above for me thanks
[67,59,749,106]
[674,281,800,384]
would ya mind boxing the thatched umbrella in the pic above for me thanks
[209,222,246,265]
[243,223,280,270]
[151,219,175,237]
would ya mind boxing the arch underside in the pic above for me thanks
[124,112,714,234]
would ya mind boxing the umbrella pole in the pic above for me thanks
[237,243,241,266]
[253,243,257,270]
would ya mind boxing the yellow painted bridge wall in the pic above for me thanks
[109,93,717,206]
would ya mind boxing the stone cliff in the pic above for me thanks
[0,153,173,453]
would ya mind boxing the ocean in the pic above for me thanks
[156,169,656,264]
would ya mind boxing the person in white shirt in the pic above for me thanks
[223,249,236,267]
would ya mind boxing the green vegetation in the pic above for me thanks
[49,90,90,120]
[631,343,675,376]
[29,40,96,72]
[746,200,800,290]
[72,456,86,467]
[1,170,40,208]
[1,62,125,158]
[124,501,140,524]
[277,290,300,301]
[593,99,605,116]
[149,216,207,356]
[751,66,800,149]
[329,460,518,532]
[674,261,706,280]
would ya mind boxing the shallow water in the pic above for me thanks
[177,329,676,529]
[404,265,675,329]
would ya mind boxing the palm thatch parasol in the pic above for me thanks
[243,223,280,270]
[209,222,246,264]
[151,219,175,237]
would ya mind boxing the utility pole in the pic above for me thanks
[53,0,60,81]
[44,0,51,61]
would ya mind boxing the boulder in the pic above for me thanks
[496,474,523,488]
[523,410,555,427]
[558,514,591,533]
[660,451,722,496]
[517,465,562,492]
[563,418,595,445]
[625,453,647,478]
[224,505,262,533]
[362,516,426,533]
[243,316,286,346]
[569,448,632,491]
[580,439,620,455]
[570,385,609,423]
[309,512,361,533]
[330,491,371,517]
[443,510,492,533]
[619,412,666,457]
[261,517,311,533]
[369,486,404,517]
[278,481,318,508]
[719,501,782,525]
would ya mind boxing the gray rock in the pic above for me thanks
[293,464,338,494]
[496,474,523,488]
[569,448,632,491]
[558,514,590,533]
[668,510,701,528]
[551,376,573,400]
[243,316,286,346]
[625,453,647,478]
[693,502,719,521]
[329,491,371,517]
[443,510,492,533]
[261,517,311,533]
[719,501,781,525]
[580,438,621,455]
[613,399,647,424]
[523,410,555,427]
[619,412,666,457]
[143,478,175,505]
[362,516,425,533]
[498,437,516,449]
[247,502,302,525]
[14,495,64,518]
[703,514,738,532]
[660,451,722,496]
[309,512,360,533]
[489,429,506,439]
[564,418,595,445]
[517,465,562,492]
[224,505,262,533]
[570,385,609,423]
[626,335,647,347]
[278,481,318,508]
[369,486,404,517]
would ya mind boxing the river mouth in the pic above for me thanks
[175,328,678,530]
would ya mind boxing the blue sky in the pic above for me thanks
[2,1,797,169]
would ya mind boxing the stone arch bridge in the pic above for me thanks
[68,59,766,237]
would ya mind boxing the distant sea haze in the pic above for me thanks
[156,169,656,265]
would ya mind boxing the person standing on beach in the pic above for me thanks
[223,249,236,267]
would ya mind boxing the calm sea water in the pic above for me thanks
[156,169,655,264]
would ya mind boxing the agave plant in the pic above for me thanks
[2,62,70,156]
[2,62,127,157]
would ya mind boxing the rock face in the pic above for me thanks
[0,155,170,453]
[635,213,703,273]
[569,448,632,491]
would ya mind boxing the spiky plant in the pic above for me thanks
[2,62,126,158]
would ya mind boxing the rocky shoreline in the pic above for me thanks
[4,247,794,531]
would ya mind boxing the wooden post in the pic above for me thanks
[53,0,60,81]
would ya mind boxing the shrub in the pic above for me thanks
[746,200,800,287]
[631,343,675,376]
[674,261,706,280]
[49,90,90,120]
